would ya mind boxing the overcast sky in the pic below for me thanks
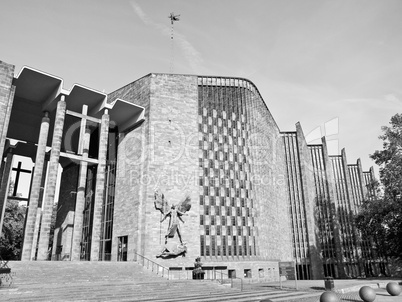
[1,0,401,178]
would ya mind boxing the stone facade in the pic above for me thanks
[296,123,324,279]
[0,61,15,233]
[0,59,384,281]
[110,75,293,275]
[282,124,324,280]
[112,74,201,267]
[0,61,15,162]
[110,75,151,262]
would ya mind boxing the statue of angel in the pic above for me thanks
[154,190,191,245]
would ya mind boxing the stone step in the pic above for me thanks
[7,261,160,283]
[0,261,320,302]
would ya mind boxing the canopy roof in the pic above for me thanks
[8,66,144,149]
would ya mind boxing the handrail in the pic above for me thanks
[132,253,242,291]
[214,270,243,291]
[133,251,170,279]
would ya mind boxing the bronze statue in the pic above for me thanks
[154,190,191,245]
[156,242,187,258]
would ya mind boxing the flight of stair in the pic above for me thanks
[0,261,321,301]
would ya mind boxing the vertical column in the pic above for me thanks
[356,158,369,276]
[341,149,362,277]
[0,151,14,239]
[341,149,354,212]
[357,159,368,199]
[0,87,15,177]
[366,165,380,275]
[21,112,50,260]
[90,109,109,261]
[71,106,91,260]
[37,96,66,260]
[0,61,15,166]
[31,159,49,260]
[295,122,324,279]
[322,137,346,278]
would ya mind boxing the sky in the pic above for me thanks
[1,0,401,185]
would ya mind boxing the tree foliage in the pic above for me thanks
[356,113,402,261]
[0,200,26,260]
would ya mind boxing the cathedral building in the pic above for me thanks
[0,60,385,280]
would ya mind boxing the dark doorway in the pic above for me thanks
[117,236,128,261]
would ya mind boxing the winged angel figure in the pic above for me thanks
[154,190,191,245]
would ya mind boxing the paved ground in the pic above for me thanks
[0,261,401,301]
[284,289,401,302]
[250,279,402,302]
[283,290,401,302]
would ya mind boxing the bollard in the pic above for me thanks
[319,291,339,302]
[324,276,335,291]
[359,286,376,302]
[386,282,401,296]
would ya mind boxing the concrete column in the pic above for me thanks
[341,149,363,277]
[90,110,109,260]
[37,97,66,260]
[355,158,368,276]
[21,112,50,260]
[357,159,368,200]
[71,125,91,261]
[295,122,323,279]
[322,137,346,278]
[341,149,354,213]
[0,61,15,167]
[0,87,15,179]
[31,159,49,260]
[0,151,14,239]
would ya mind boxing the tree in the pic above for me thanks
[356,114,402,265]
[0,200,26,260]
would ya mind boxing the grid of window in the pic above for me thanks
[99,161,116,261]
[282,132,310,280]
[81,166,96,260]
[309,145,336,277]
[197,77,257,259]
[347,165,364,213]
[330,156,359,277]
